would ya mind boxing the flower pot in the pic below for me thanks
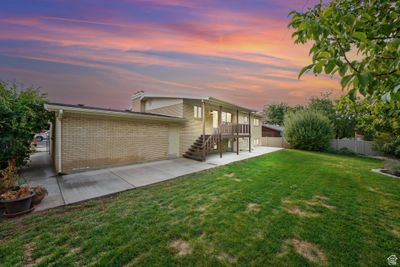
[0,192,35,215]
[32,193,46,205]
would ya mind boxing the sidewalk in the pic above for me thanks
[25,147,282,211]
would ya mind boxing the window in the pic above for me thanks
[221,112,232,123]
[253,138,260,145]
[253,118,260,126]
[242,115,248,124]
[194,106,202,119]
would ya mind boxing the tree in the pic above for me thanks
[335,95,400,157]
[332,96,359,139]
[289,0,400,101]
[309,92,356,138]
[0,81,50,172]
[308,92,334,116]
[284,109,333,151]
[262,103,289,125]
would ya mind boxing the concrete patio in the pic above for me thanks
[24,147,282,211]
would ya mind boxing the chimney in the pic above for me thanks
[131,91,145,112]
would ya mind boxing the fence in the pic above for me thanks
[261,137,289,148]
[261,137,382,156]
[330,138,382,156]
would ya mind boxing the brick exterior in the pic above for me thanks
[58,113,170,172]
[51,97,262,173]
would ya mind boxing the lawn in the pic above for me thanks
[1,150,399,266]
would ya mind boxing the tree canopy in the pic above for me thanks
[289,0,400,101]
[262,103,289,125]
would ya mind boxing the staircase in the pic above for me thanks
[183,133,219,161]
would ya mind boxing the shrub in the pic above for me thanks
[374,134,400,158]
[0,81,50,191]
[284,110,333,151]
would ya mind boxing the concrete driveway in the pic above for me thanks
[25,147,282,211]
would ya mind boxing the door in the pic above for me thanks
[212,110,219,129]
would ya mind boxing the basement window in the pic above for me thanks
[194,106,202,119]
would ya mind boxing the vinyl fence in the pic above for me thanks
[330,138,382,156]
[261,137,289,148]
[261,137,382,156]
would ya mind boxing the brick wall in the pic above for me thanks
[60,113,170,172]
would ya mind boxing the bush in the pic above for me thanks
[284,110,333,151]
[374,134,400,158]
[0,81,50,191]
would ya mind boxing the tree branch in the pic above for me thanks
[335,38,360,73]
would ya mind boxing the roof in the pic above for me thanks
[132,92,257,113]
[262,124,284,132]
[45,103,185,122]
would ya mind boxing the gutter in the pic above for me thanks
[46,103,185,123]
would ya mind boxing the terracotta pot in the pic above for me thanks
[32,193,46,205]
[0,192,35,215]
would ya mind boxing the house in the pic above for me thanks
[262,124,284,137]
[46,92,263,174]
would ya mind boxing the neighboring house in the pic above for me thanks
[46,92,262,174]
[262,124,284,137]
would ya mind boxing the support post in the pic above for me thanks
[56,109,63,174]
[219,105,222,158]
[236,109,239,155]
[248,112,251,152]
[202,100,206,161]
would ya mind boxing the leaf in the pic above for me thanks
[381,92,391,102]
[353,31,367,42]
[358,74,368,88]
[394,84,400,93]
[313,61,324,74]
[317,52,330,59]
[325,61,336,74]
[341,75,353,88]
[298,64,314,79]
[352,75,359,88]
[348,88,357,100]
[338,64,348,76]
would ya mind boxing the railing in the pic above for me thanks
[220,123,250,135]
[201,130,220,160]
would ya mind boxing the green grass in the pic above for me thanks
[1,150,399,266]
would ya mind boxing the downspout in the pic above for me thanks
[56,109,63,173]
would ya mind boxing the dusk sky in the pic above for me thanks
[0,0,341,110]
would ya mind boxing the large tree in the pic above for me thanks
[262,103,289,125]
[289,0,400,101]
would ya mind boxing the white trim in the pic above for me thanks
[136,93,208,101]
[45,104,185,123]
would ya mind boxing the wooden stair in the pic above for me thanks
[183,134,218,161]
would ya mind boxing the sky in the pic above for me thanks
[0,0,341,110]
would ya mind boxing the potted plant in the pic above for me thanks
[0,160,43,216]
[32,185,48,205]
[0,185,35,215]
